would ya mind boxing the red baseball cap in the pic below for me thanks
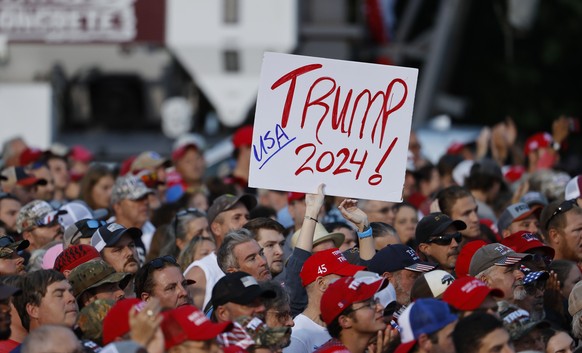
[320,276,385,325]
[300,248,364,287]
[524,132,553,155]
[501,231,555,259]
[442,276,504,311]
[19,147,43,166]
[162,305,233,350]
[69,145,93,163]
[287,192,306,203]
[233,125,253,149]
[455,240,488,278]
[102,298,145,345]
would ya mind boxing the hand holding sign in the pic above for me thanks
[249,52,418,202]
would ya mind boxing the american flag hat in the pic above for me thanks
[469,243,532,277]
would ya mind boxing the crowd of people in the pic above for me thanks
[0,115,581,353]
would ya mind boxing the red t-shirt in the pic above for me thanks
[314,339,351,353]
[0,339,19,353]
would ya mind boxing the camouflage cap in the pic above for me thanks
[498,302,550,341]
[16,200,66,233]
[236,316,291,349]
[109,175,154,205]
[78,298,115,345]
[0,235,29,259]
[68,259,131,299]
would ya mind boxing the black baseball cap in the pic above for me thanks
[415,212,467,244]
[91,223,142,252]
[368,244,436,274]
[211,272,275,308]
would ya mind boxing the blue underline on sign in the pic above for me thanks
[259,137,297,170]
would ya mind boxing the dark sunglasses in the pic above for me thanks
[426,232,462,246]
[174,208,207,236]
[147,255,178,269]
[545,199,578,230]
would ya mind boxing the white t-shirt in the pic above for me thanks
[284,313,331,353]
[183,252,225,310]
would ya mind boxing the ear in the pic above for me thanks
[548,229,560,246]
[501,229,511,239]
[21,231,33,244]
[338,314,353,330]
[210,222,221,237]
[226,267,237,274]
[26,302,39,321]
[215,305,230,322]
[140,292,150,302]
[383,272,394,281]
[418,243,430,256]
[417,334,432,351]
[317,276,331,292]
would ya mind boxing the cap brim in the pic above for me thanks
[236,194,258,212]
[83,272,132,298]
[192,320,233,341]
[514,206,542,223]
[13,239,29,252]
[394,341,416,353]
[0,284,21,300]
[106,227,142,247]
[92,208,109,221]
[17,177,46,187]
[494,253,532,266]
[405,262,436,272]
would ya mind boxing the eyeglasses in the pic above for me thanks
[531,254,553,267]
[545,199,578,230]
[140,172,161,188]
[426,232,462,246]
[147,255,178,269]
[174,208,207,236]
[75,219,106,235]
[351,298,380,313]
[0,192,15,200]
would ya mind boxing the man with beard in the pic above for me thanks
[91,223,141,278]
[315,276,388,353]
[541,199,582,262]
[12,270,79,352]
[68,260,132,309]
[513,269,549,321]
[16,200,65,253]
[133,255,194,309]
[109,175,155,264]
[415,213,466,275]
[367,244,435,305]
[469,243,531,305]
[0,194,21,236]
[0,236,28,276]
[244,218,286,279]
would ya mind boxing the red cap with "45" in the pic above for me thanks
[299,248,364,287]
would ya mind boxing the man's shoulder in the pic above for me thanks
[314,339,349,353]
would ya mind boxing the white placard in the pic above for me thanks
[249,52,418,202]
